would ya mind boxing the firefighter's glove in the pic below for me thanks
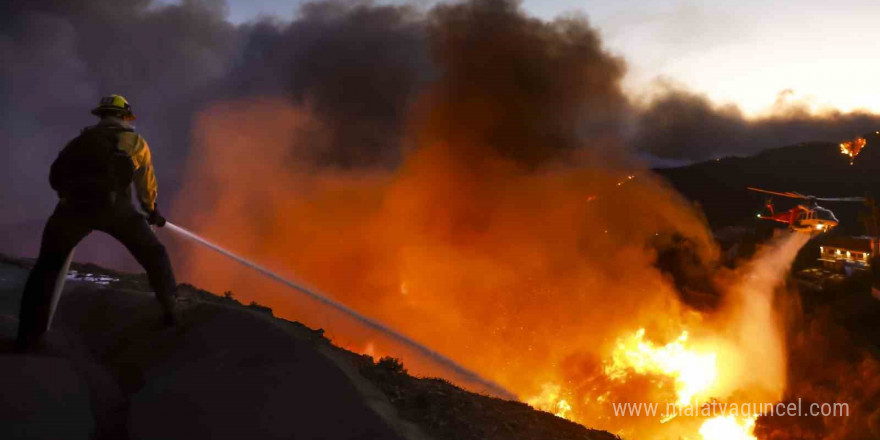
[147,208,167,228]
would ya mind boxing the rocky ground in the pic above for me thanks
[0,254,618,440]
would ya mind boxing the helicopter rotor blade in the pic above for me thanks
[814,197,866,202]
[747,187,808,199]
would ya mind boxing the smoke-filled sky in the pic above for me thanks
[3,0,880,259]
[223,0,880,116]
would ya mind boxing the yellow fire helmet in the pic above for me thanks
[90,94,135,120]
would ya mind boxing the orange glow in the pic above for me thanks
[699,415,757,440]
[606,328,717,405]
[170,97,802,440]
[527,383,573,419]
[839,137,866,164]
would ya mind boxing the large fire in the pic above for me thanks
[606,328,717,406]
[168,3,809,438]
[542,325,764,439]
[527,383,573,420]
[699,415,757,440]
[524,230,804,439]
[170,99,806,439]
[839,136,866,164]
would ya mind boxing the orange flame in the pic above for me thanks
[700,415,757,440]
[839,137,866,164]
[527,383,573,419]
[171,98,801,440]
[606,328,717,405]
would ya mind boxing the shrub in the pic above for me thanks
[377,356,407,375]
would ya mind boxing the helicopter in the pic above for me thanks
[747,187,864,234]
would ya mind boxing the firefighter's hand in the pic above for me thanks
[147,208,167,228]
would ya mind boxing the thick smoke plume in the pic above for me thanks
[1,0,238,262]
[635,86,880,161]
[4,0,880,259]
[0,0,427,262]
[228,1,430,167]
[6,0,880,260]
[421,0,628,166]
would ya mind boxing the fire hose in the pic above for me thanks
[163,221,516,400]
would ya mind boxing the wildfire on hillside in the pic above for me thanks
[169,2,869,439]
[523,234,805,440]
[172,97,809,439]
[839,137,866,165]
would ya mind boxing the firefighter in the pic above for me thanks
[16,95,177,352]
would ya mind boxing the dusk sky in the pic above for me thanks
[217,0,880,117]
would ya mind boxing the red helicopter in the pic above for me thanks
[748,187,864,233]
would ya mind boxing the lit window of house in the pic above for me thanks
[817,236,874,272]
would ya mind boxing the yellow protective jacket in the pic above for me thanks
[116,131,158,212]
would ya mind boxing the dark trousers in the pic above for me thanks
[16,201,176,350]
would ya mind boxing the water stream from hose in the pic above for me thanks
[164,221,516,400]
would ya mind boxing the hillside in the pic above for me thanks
[655,132,880,235]
[0,255,618,440]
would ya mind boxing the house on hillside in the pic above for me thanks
[818,236,873,274]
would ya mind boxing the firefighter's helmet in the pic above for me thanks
[91,94,135,120]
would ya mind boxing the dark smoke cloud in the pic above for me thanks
[635,86,880,161]
[229,1,429,167]
[0,0,240,262]
[0,0,428,263]
[3,0,880,253]
[422,0,628,166]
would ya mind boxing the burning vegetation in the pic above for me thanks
[161,1,877,439]
[839,136,866,164]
